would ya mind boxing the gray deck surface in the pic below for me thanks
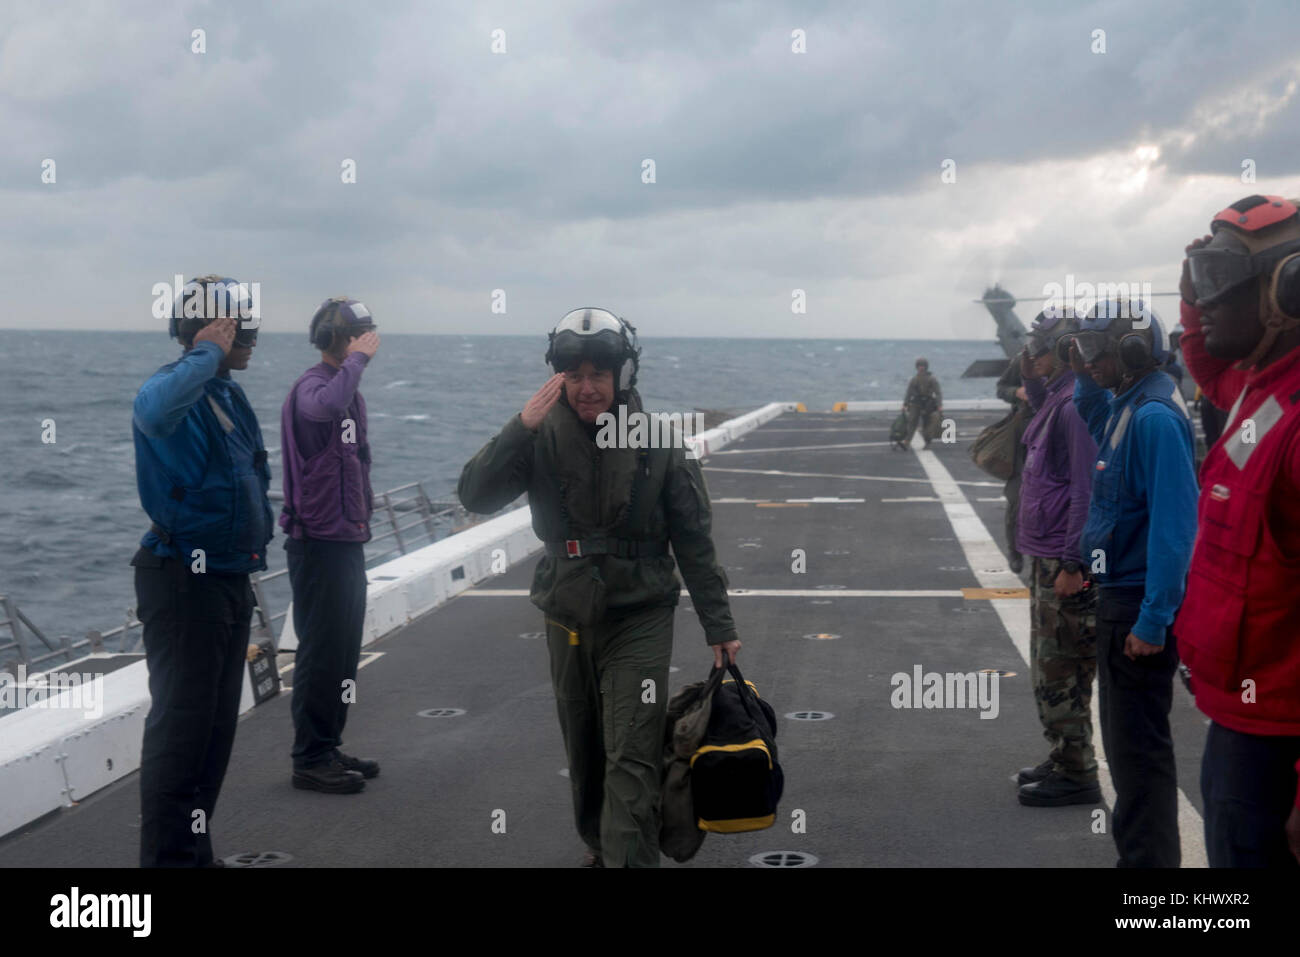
[0,410,1209,867]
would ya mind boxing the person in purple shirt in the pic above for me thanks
[1013,309,1103,809]
[280,298,380,793]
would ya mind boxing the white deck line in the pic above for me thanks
[702,466,1003,488]
[464,589,968,598]
[909,431,1207,868]
[708,442,893,454]
[836,399,1009,411]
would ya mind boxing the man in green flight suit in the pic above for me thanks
[457,308,742,868]
[900,356,944,448]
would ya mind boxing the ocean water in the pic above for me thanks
[0,331,1003,653]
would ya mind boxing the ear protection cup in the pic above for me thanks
[309,302,346,350]
[1118,334,1152,374]
[1055,334,1076,363]
[1271,252,1300,320]
[618,319,640,391]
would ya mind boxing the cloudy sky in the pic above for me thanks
[4,0,1300,339]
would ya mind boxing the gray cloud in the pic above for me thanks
[3,0,1300,338]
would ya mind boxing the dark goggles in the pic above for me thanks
[549,328,623,371]
[1026,334,1052,358]
[1073,330,1113,364]
[1187,236,1300,304]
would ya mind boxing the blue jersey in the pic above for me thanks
[1074,369,1198,644]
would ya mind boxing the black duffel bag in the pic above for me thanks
[691,661,784,833]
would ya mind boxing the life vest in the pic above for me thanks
[1175,352,1300,732]
[279,365,373,542]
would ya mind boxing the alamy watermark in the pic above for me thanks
[0,665,104,719]
[890,665,1000,719]
[1039,276,1153,327]
[149,274,261,326]
[595,405,706,459]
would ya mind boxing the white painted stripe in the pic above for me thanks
[786,497,866,503]
[709,441,892,454]
[753,428,894,433]
[908,431,1206,867]
[881,496,941,503]
[462,588,966,598]
[835,399,1009,411]
[712,497,866,504]
[703,466,1003,488]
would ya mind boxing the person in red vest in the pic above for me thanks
[1176,194,1300,867]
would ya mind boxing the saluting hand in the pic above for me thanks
[1019,347,1034,379]
[522,373,565,430]
[1068,339,1087,376]
[348,331,381,359]
[193,316,237,355]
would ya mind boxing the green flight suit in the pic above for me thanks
[458,388,738,867]
[902,370,943,445]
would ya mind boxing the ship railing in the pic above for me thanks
[1,480,507,672]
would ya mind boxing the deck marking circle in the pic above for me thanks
[418,707,468,718]
[786,710,834,721]
[749,850,818,868]
[803,633,840,641]
[978,669,1017,678]
[220,851,293,868]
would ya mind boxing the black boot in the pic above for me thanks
[333,749,380,779]
[1008,551,1024,574]
[1018,770,1101,807]
[292,757,366,794]
[1016,759,1053,786]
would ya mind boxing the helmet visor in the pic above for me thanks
[550,328,623,371]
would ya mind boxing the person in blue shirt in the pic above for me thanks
[131,276,272,867]
[1067,299,1198,868]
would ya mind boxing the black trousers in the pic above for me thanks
[134,550,252,868]
[1202,721,1300,868]
[1096,587,1180,868]
[286,537,367,769]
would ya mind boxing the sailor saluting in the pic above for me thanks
[131,276,272,867]
[458,308,741,867]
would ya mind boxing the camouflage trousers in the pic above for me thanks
[1029,556,1099,781]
